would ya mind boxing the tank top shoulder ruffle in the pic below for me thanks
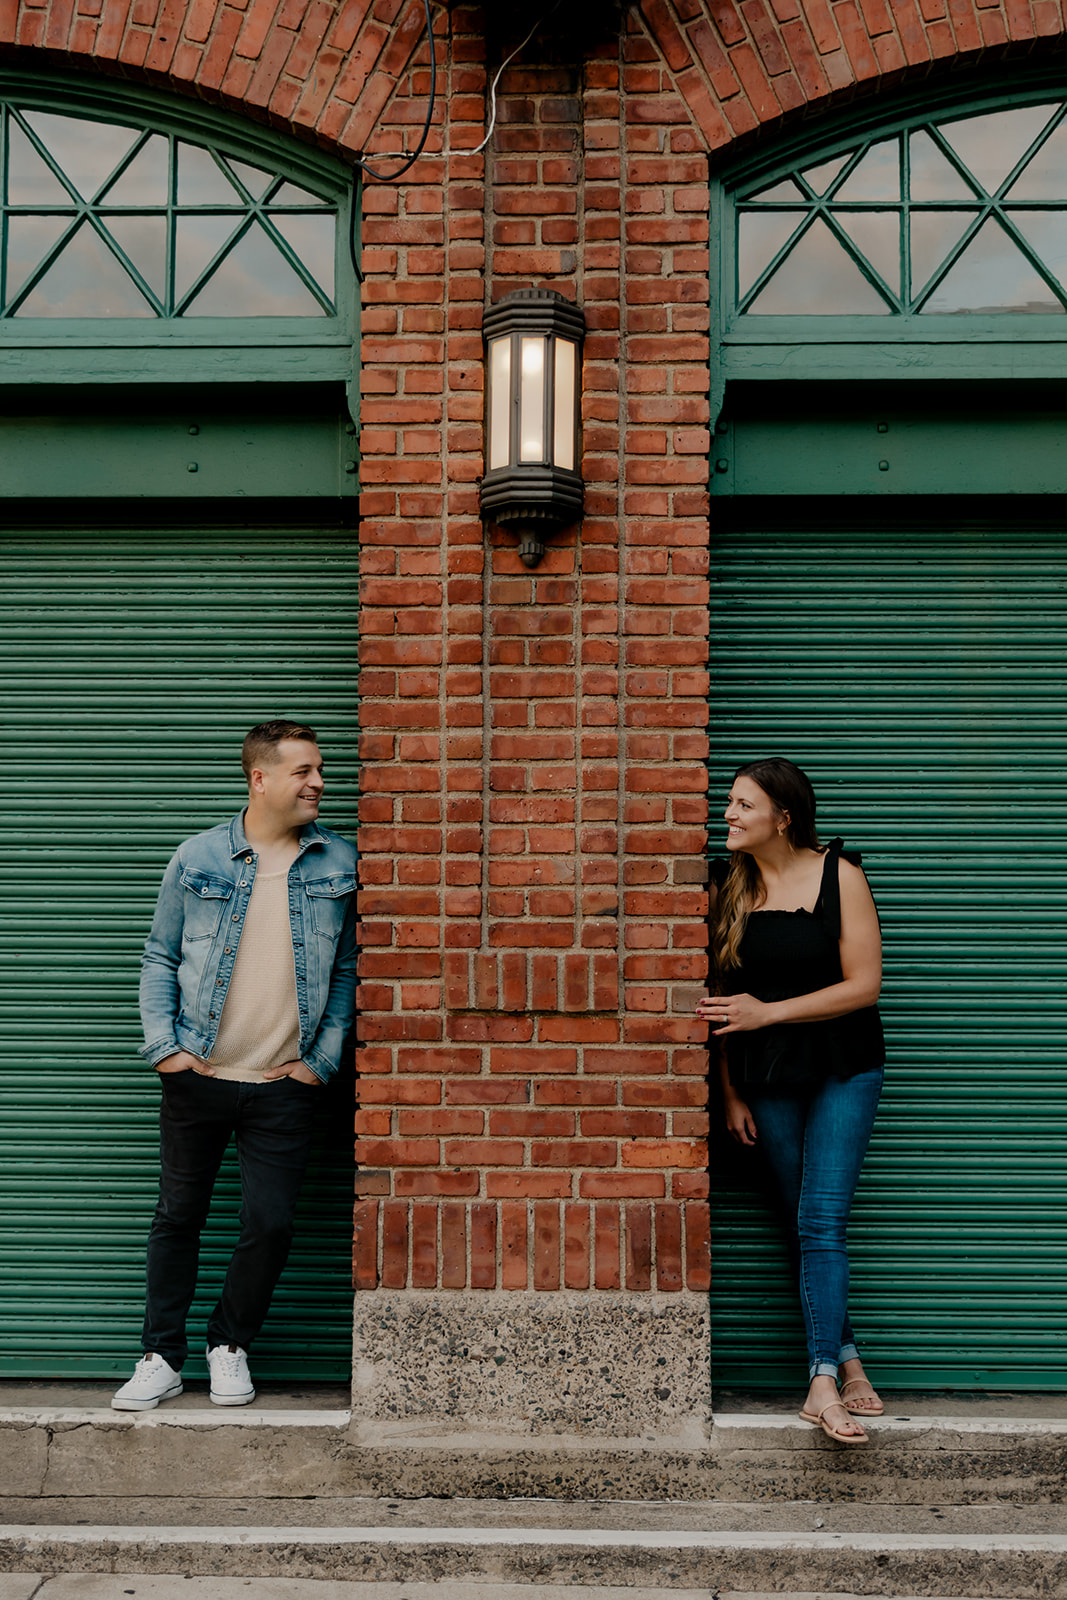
[712,838,885,1088]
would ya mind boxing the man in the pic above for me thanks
[112,720,358,1411]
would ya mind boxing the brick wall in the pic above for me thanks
[6,0,1065,1295]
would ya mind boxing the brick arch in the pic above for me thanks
[637,0,1067,150]
[0,0,434,162]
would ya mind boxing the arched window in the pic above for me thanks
[714,78,1067,390]
[0,70,356,389]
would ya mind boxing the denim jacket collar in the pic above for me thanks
[226,810,328,861]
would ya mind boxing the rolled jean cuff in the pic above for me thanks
[810,1359,839,1380]
[838,1342,860,1365]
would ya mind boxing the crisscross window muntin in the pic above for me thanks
[733,98,1067,319]
[0,102,339,321]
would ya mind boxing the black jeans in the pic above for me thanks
[142,1071,318,1369]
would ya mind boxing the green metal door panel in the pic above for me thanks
[0,413,359,499]
[0,521,359,1380]
[714,409,1067,498]
[709,506,1067,1391]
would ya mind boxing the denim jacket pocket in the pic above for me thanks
[180,867,235,941]
[305,873,357,939]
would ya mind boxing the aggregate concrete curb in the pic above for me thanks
[1,1526,1066,1596]
[4,1408,1067,1503]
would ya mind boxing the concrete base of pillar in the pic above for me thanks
[349,1289,713,1453]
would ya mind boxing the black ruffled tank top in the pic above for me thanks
[713,839,885,1089]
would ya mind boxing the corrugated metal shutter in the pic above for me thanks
[0,517,359,1380]
[709,501,1067,1391]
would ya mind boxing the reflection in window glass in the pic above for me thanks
[834,141,900,202]
[910,211,977,295]
[832,211,900,291]
[101,136,169,207]
[7,120,71,205]
[800,154,851,195]
[267,214,335,299]
[735,101,1067,318]
[17,222,153,316]
[22,111,138,201]
[7,215,69,301]
[738,211,806,296]
[747,178,805,203]
[177,143,243,207]
[185,221,325,316]
[908,130,974,201]
[0,101,339,319]
[174,215,242,302]
[1007,211,1067,290]
[748,217,891,314]
[922,217,1061,313]
[939,105,1055,194]
[106,216,168,299]
[1005,123,1067,201]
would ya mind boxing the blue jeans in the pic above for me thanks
[744,1066,883,1382]
[142,1071,318,1369]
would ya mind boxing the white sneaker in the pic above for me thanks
[111,1353,183,1411]
[206,1342,256,1406]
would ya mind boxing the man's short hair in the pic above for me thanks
[242,720,318,782]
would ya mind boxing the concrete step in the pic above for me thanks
[1,1512,1066,1595]
[0,1588,1042,1600]
[4,1395,1067,1503]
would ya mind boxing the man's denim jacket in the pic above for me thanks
[138,812,358,1083]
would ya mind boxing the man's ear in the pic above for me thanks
[249,765,268,795]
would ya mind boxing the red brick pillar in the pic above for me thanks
[352,8,712,1484]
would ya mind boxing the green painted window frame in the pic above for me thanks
[712,70,1067,394]
[0,68,359,397]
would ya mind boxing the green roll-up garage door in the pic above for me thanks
[0,517,359,1379]
[709,500,1067,1391]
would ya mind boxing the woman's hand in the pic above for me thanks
[724,1091,758,1146]
[696,992,770,1035]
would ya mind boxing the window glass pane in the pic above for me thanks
[831,210,901,292]
[910,211,978,296]
[22,111,138,202]
[921,216,1061,313]
[909,130,975,200]
[938,105,1055,195]
[1005,122,1067,200]
[1007,211,1067,291]
[799,154,851,195]
[104,216,168,300]
[553,338,576,471]
[272,180,332,207]
[177,143,243,206]
[174,215,243,302]
[746,178,804,203]
[101,135,169,206]
[746,216,891,314]
[225,159,274,199]
[266,213,335,300]
[6,120,72,205]
[833,140,900,202]
[16,221,153,316]
[489,337,511,469]
[738,211,806,296]
[519,335,546,460]
[184,220,325,315]
[6,215,71,301]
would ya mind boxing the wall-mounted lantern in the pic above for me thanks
[480,287,584,568]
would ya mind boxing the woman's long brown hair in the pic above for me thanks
[712,758,823,983]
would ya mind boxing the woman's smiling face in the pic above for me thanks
[724,774,786,853]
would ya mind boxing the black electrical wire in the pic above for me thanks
[347,0,435,283]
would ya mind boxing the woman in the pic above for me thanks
[697,758,885,1445]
